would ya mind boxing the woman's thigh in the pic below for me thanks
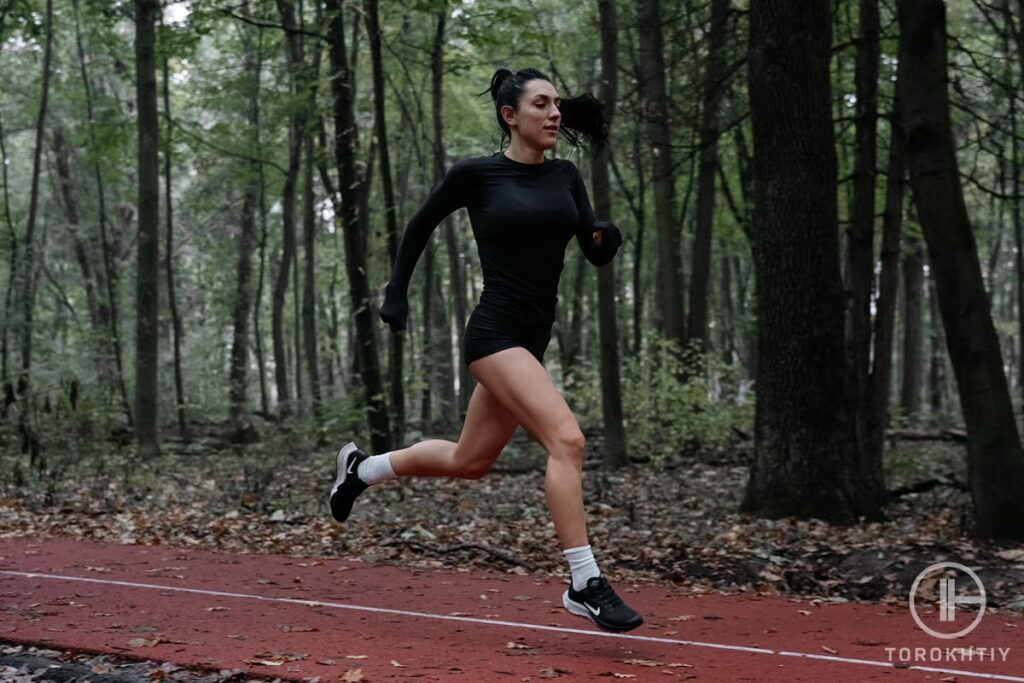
[451,380,520,477]
[468,346,583,454]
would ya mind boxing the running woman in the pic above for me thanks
[329,67,641,633]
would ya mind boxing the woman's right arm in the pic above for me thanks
[380,160,471,332]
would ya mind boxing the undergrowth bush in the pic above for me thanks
[564,333,753,462]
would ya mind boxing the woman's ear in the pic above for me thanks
[500,104,516,128]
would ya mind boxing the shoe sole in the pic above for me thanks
[329,442,360,522]
[562,589,643,633]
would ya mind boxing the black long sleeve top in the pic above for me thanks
[384,151,620,327]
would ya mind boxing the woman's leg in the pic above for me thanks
[468,347,588,549]
[387,380,519,479]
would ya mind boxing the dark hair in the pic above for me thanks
[478,68,610,155]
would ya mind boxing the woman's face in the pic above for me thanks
[502,79,562,151]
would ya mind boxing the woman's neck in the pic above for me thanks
[504,139,546,164]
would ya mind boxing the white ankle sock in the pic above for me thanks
[356,452,397,485]
[563,544,601,591]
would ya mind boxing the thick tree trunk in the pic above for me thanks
[134,0,160,458]
[1005,0,1024,407]
[594,0,628,468]
[741,0,879,523]
[364,0,404,447]
[162,47,189,442]
[325,0,390,451]
[687,0,729,352]
[898,0,1024,540]
[846,0,887,509]
[636,0,685,350]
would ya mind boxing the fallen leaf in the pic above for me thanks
[620,659,663,667]
[127,638,160,648]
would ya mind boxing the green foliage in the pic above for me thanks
[565,333,754,462]
[315,389,373,445]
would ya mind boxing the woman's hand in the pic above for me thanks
[593,222,622,251]
[379,284,409,332]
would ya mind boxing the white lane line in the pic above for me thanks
[2,569,1021,682]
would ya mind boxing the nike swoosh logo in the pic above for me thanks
[584,602,601,616]
[347,458,358,475]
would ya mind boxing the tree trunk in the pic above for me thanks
[927,275,945,416]
[867,70,906,495]
[52,128,101,333]
[302,6,324,419]
[636,0,685,351]
[898,0,1024,540]
[431,5,464,426]
[741,0,879,523]
[627,121,646,357]
[12,0,56,450]
[720,250,734,364]
[592,0,628,468]
[134,0,160,458]
[1004,0,1024,407]
[325,0,390,451]
[228,1,262,433]
[0,108,16,408]
[293,225,303,412]
[364,0,404,448]
[846,0,887,509]
[162,43,189,442]
[901,228,925,420]
[252,28,270,418]
[72,0,131,424]
[272,0,306,417]
[687,0,728,352]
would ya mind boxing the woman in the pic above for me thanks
[329,67,641,633]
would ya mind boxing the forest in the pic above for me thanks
[1,0,1024,611]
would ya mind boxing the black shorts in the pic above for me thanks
[464,304,553,367]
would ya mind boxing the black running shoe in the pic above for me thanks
[329,442,370,522]
[562,575,644,632]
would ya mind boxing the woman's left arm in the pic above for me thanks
[568,161,623,267]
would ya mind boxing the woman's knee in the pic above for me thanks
[458,459,494,480]
[548,422,586,462]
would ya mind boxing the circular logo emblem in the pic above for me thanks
[909,562,986,639]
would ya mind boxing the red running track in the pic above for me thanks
[0,538,1020,682]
